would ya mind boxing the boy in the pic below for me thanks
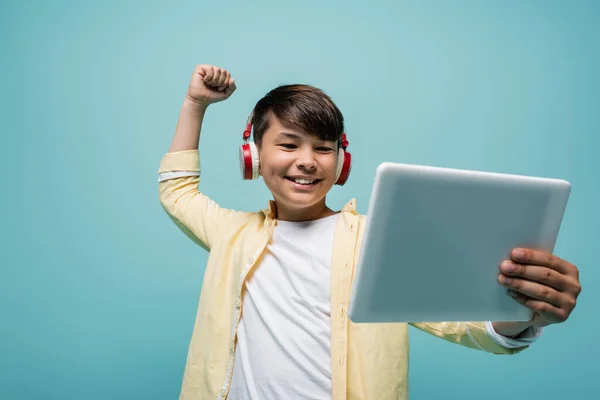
[157,65,581,400]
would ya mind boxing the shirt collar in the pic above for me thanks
[262,198,358,221]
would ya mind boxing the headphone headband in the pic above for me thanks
[242,113,253,141]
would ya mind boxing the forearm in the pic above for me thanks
[168,97,208,152]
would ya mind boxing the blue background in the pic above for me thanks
[2,0,598,398]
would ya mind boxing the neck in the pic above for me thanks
[274,199,337,222]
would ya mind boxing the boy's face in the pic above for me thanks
[257,115,339,221]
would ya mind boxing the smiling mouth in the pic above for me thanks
[285,176,322,185]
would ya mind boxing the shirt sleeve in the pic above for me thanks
[484,321,544,349]
[409,321,532,355]
[157,149,243,251]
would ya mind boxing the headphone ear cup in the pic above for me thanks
[335,148,352,186]
[240,142,260,180]
[334,148,344,183]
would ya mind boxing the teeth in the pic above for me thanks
[293,178,316,185]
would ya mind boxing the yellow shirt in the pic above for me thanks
[157,150,528,400]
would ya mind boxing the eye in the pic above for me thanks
[279,143,297,149]
[317,147,335,152]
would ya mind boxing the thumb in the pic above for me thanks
[195,64,214,81]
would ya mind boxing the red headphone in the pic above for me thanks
[239,113,352,185]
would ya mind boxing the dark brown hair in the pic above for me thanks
[251,84,345,147]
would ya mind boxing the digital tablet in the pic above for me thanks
[348,162,571,323]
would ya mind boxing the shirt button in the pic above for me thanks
[235,299,241,309]
[248,256,255,264]
[221,389,227,396]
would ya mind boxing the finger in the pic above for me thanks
[211,68,224,86]
[225,78,237,95]
[500,261,577,292]
[507,291,570,323]
[511,248,577,278]
[204,67,218,85]
[218,71,230,91]
[216,70,228,90]
[498,275,566,308]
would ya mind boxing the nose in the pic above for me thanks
[296,148,317,171]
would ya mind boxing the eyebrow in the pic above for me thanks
[277,132,332,145]
[278,132,303,140]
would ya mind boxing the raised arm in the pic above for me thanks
[158,65,241,251]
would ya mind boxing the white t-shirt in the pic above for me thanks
[228,213,339,400]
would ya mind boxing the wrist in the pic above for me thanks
[491,321,535,338]
[183,95,209,114]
